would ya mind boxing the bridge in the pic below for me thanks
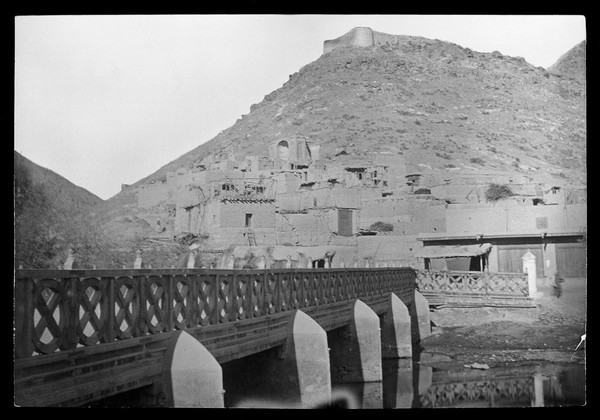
[14,267,431,407]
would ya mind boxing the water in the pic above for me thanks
[226,354,585,408]
[90,351,586,408]
[332,357,586,409]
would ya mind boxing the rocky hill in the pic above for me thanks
[20,29,587,268]
[14,151,103,222]
[14,151,104,268]
[132,30,586,189]
[547,40,586,83]
[14,151,187,268]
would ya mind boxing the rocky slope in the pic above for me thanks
[14,151,104,268]
[14,151,103,214]
[14,150,187,268]
[547,40,586,83]
[134,31,586,189]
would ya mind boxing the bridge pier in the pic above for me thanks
[381,292,413,359]
[412,290,431,343]
[329,299,382,383]
[223,309,331,408]
[162,330,224,408]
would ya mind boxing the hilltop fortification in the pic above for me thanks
[323,27,375,53]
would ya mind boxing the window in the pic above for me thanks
[277,141,290,160]
[245,213,253,228]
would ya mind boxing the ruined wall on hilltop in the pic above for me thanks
[323,27,375,54]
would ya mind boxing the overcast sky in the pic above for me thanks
[14,15,586,200]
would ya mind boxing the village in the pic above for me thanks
[133,135,587,290]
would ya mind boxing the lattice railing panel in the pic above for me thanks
[32,279,69,354]
[416,270,529,298]
[78,277,107,346]
[15,267,416,358]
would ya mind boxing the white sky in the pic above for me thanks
[14,15,586,200]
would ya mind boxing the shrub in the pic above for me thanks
[369,221,394,232]
[485,183,514,202]
[470,157,485,165]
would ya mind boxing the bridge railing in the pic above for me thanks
[415,270,532,307]
[14,267,416,359]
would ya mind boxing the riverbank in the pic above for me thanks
[418,277,587,370]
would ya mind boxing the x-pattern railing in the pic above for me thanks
[416,270,529,297]
[14,267,415,359]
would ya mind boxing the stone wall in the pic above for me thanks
[211,228,278,248]
[445,203,587,234]
[358,197,446,235]
[138,183,172,208]
[219,201,276,229]
[356,235,421,268]
[277,186,361,212]
[275,210,333,246]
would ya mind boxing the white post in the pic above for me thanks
[134,250,143,269]
[187,251,197,269]
[258,256,266,269]
[227,255,235,269]
[286,255,293,268]
[63,248,74,270]
[522,251,538,298]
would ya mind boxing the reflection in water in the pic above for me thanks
[332,382,383,409]
[378,357,585,409]
[226,359,585,408]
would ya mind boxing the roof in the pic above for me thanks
[418,229,586,241]
[415,243,492,259]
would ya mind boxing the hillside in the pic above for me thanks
[14,151,104,268]
[30,29,587,268]
[15,150,187,268]
[130,31,585,189]
[547,40,586,83]
[14,151,103,213]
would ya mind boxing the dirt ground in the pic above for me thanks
[419,277,587,369]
